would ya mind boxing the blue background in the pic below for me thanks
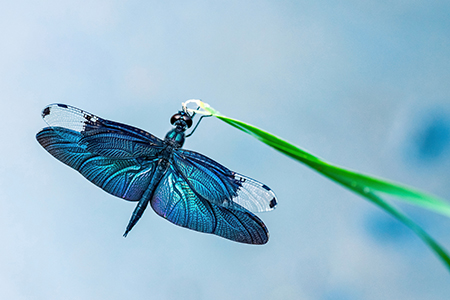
[1,1,450,299]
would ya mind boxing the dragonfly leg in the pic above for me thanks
[185,114,212,137]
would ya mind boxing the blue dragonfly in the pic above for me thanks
[36,104,277,244]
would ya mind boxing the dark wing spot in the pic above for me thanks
[57,104,68,108]
[235,176,246,183]
[269,198,277,208]
[42,107,51,117]
[262,184,271,191]
[85,114,92,121]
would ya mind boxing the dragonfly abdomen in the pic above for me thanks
[123,159,169,236]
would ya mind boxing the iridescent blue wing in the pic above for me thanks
[36,104,164,201]
[172,149,277,213]
[151,165,269,244]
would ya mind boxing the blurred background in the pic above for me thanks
[1,0,450,299]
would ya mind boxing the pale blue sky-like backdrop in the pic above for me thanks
[1,1,450,299]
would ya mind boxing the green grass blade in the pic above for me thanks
[191,100,450,271]
[211,112,450,218]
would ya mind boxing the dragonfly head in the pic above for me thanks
[170,111,193,129]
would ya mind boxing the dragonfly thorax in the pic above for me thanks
[165,110,192,148]
[164,126,185,148]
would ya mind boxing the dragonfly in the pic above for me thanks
[36,103,277,244]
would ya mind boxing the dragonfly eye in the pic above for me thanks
[170,112,193,128]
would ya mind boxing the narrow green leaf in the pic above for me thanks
[208,110,450,219]
[188,100,450,272]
